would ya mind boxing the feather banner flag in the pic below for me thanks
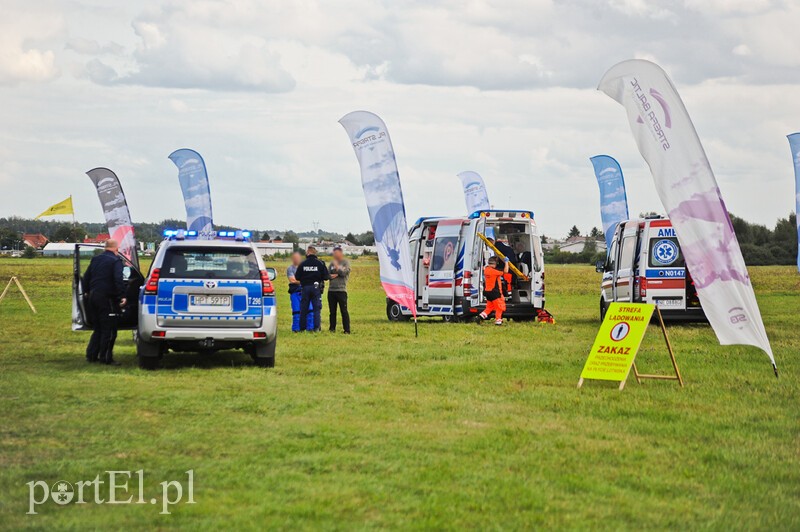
[339,111,416,318]
[86,168,139,269]
[598,59,776,374]
[168,148,214,236]
[589,155,629,250]
[787,133,800,273]
[457,171,491,214]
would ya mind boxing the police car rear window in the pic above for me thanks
[161,247,260,279]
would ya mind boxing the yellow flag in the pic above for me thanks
[35,196,74,219]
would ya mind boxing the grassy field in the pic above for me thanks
[0,257,798,529]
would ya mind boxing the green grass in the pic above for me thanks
[0,258,798,529]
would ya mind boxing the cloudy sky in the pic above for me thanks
[1,0,798,237]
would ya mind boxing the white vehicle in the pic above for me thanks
[597,217,705,321]
[387,210,547,322]
[72,230,278,370]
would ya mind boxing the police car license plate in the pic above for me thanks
[656,299,682,308]
[190,294,231,308]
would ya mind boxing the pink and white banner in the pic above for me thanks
[86,167,139,270]
[599,59,776,373]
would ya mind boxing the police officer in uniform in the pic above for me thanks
[295,246,330,332]
[83,239,126,365]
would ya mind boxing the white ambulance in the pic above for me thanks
[597,217,705,321]
[387,210,547,322]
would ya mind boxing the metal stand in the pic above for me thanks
[0,276,37,313]
[629,306,683,388]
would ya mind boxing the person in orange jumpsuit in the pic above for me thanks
[480,256,509,325]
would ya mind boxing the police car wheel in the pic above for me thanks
[254,356,275,368]
[442,315,459,323]
[251,338,276,367]
[138,355,159,370]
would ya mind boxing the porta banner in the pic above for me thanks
[787,133,800,273]
[339,111,416,317]
[457,171,491,214]
[168,149,214,235]
[590,155,629,250]
[599,59,776,373]
[86,168,139,269]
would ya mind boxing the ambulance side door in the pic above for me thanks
[614,222,639,302]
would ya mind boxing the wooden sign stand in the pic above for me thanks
[0,276,37,314]
[627,307,682,390]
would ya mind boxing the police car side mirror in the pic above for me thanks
[595,260,605,273]
[265,267,277,281]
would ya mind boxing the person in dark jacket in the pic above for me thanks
[295,246,330,332]
[327,246,351,334]
[83,239,126,365]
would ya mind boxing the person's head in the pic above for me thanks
[515,241,525,252]
[487,256,498,268]
[307,246,317,256]
[105,239,119,255]
[291,251,302,266]
[333,246,344,261]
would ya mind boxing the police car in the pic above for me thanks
[72,230,277,369]
[597,217,705,321]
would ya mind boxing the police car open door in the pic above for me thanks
[424,220,461,314]
[72,244,144,331]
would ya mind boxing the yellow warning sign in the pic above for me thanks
[579,303,655,386]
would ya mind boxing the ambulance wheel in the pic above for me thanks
[442,314,459,323]
[600,297,608,322]
[386,301,409,322]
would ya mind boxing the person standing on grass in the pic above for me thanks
[83,239,126,365]
[480,255,509,326]
[287,251,314,333]
[295,246,329,332]
[327,246,351,334]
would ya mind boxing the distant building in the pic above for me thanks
[83,233,110,244]
[558,236,606,254]
[298,242,377,255]
[22,233,48,249]
[43,243,92,257]
[253,242,294,257]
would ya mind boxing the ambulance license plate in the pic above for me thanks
[656,299,682,308]
[190,294,231,308]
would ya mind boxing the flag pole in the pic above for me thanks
[71,195,75,227]
[414,316,418,338]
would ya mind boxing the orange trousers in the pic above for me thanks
[484,297,506,320]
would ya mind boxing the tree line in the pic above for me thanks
[0,217,375,250]
[1,213,795,266]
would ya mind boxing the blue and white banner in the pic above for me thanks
[599,59,776,372]
[168,148,214,235]
[787,133,800,272]
[589,155,629,250]
[339,111,416,316]
[457,171,490,214]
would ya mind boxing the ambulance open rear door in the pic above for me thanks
[425,220,461,315]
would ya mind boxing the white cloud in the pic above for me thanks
[0,0,799,237]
